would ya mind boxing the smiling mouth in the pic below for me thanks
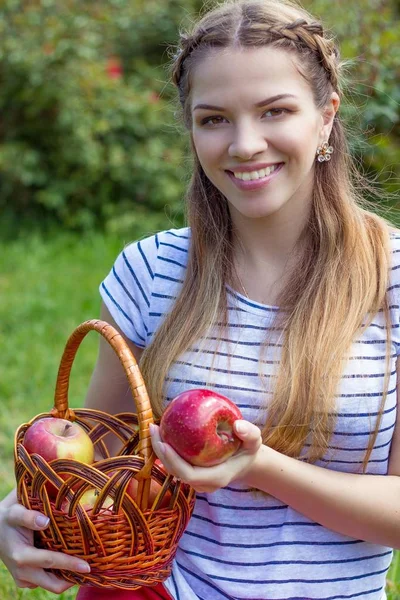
[226,163,284,181]
[224,163,284,191]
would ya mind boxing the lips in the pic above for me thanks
[225,162,284,176]
[225,162,284,191]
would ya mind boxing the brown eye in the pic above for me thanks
[263,108,289,117]
[201,116,226,126]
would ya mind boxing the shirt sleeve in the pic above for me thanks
[99,233,159,348]
[388,233,400,356]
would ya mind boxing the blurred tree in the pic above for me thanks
[0,0,201,234]
[304,0,400,204]
[0,0,398,235]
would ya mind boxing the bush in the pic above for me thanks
[0,0,398,235]
[307,0,400,201]
[0,0,201,234]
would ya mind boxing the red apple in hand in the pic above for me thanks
[160,389,243,467]
[23,417,95,496]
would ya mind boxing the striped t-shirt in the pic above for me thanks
[100,226,399,600]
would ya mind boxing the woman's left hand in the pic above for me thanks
[149,420,262,493]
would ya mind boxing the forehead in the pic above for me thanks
[190,46,313,108]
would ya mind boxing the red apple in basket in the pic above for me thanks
[126,459,172,509]
[160,389,243,467]
[23,417,95,496]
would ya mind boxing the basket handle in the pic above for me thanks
[53,319,153,460]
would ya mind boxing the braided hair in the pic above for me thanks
[265,19,340,90]
[170,0,341,124]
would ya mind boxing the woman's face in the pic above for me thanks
[191,46,337,224]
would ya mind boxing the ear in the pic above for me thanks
[320,92,340,142]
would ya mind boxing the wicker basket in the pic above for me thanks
[14,319,196,590]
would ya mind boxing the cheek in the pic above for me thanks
[195,141,211,164]
[193,130,226,159]
[192,134,224,177]
[277,118,320,149]
[274,127,307,150]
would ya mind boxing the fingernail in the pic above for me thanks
[149,423,155,435]
[77,562,91,573]
[235,421,246,434]
[35,515,50,528]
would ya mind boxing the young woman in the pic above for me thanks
[1,0,399,599]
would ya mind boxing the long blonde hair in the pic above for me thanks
[140,0,393,470]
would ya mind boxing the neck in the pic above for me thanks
[231,204,311,273]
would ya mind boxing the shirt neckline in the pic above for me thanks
[226,284,280,319]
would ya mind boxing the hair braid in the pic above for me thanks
[171,15,340,100]
[268,19,340,90]
[171,28,210,104]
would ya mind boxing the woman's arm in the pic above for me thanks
[245,357,400,549]
[84,302,143,455]
[150,359,400,549]
[247,444,400,548]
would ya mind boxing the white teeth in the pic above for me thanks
[232,165,279,181]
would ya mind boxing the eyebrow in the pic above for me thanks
[193,93,298,112]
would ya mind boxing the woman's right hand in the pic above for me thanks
[0,488,91,593]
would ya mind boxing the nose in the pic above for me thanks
[228,121,268,160]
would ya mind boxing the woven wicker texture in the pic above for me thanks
[14,319,196,590]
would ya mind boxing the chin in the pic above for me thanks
[231,202,284,220]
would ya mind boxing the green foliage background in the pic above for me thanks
[0,0,201,234]
[0,0,398,236]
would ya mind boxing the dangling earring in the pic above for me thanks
[316,141,334,162]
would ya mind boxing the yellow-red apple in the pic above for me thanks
[61,488,114,515]
[23,417,95,497]
[24,418,94,463]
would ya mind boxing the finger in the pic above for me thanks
[155,441,198,482]
[234,421,262,453]
[150,426,180,472]
[14,567,75,594]
[11,547,91,574]
[149,426,168,465]
[6,503,50,531]
[149,423,162,447]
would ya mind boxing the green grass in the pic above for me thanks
[1,229,400,598]
[0,230,129,599]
